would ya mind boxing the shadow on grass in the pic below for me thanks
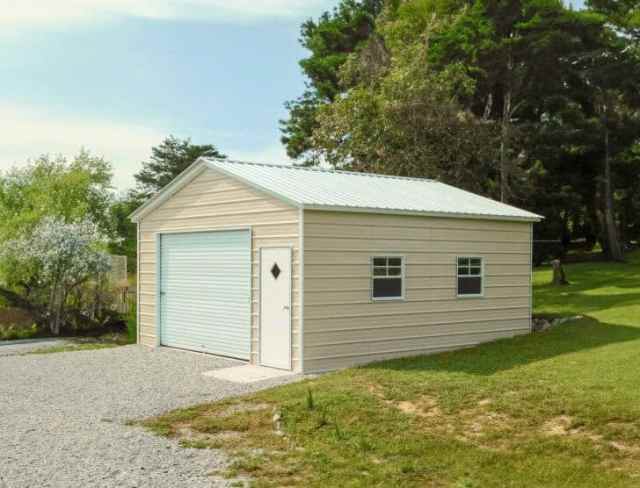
[534,262,640,315]
[364,317,640,376]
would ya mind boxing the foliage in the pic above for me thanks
[108,192,144,271]
[0,218,113,335]
[144,252,640,487]
[0,151,115,241]
[285,0,640,261]
[532,240,565,266]
[0,323,39,341]
[133,135,225,197]
[312,16,501,193]
[280,0,385,162]
[588,0,640,44]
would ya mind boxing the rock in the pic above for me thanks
[533,315,584,332]
[552,315,584,327]
[272,411,284,436]
[532,318,552,332]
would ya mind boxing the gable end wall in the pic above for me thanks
[137,168,302,371]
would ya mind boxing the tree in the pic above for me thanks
[108,192,144,271]
[0,218,112,335]
[280,0,384,162]
[312,31,500,193]
[588,0,639,44]
[287,0,640,261]
[133,136,225,197]
[0,151,115,241]
[569,9,640,260]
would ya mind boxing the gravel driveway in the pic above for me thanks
[0,346,299,488]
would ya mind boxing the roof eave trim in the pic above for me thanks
[301,204,543,223]
[129,158,209,222]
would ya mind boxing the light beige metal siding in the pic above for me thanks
[138,168,302,371]
[303,210,533,372]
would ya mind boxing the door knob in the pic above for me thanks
[283,305,290,311]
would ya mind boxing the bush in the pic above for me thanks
[0,218,116,335]
[0,323,39,341]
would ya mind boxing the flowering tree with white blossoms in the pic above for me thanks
[0,217,111,335]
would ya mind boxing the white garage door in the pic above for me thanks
[159,230,251,359]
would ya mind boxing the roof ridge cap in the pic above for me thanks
[206,158,436,183]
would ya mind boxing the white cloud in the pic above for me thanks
[0,102,164,191]
[0,102,294,191]
[0,0,329,28]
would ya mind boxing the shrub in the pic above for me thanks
[0,217,115,335]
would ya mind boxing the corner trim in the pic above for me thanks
[298,208,305,373]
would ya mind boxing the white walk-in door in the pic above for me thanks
[159,230,251,359]
[259,247,292,370]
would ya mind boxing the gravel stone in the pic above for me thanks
[0,345,301,488]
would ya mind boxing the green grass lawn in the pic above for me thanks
[144,252,640,487]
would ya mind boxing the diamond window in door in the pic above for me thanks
[271,263,281,279]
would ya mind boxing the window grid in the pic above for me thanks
[457,256,484,298]
[371,256,405,301]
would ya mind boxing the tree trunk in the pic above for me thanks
[499,45,517,204]
[602,113,624,261]
[500,87,512,204]
[551,259,569,286]
[48,283,59,335]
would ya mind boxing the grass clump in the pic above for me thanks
[27,333,131,354]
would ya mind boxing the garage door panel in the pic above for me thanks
[159,230,251,359]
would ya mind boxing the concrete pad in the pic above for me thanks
[202,364,295,383]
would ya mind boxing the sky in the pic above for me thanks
[0,0,340,191]
[2,0,584,191]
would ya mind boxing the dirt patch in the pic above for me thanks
[381,391,514,445]
[0,307,34,327]
[395,399,443,418]
[609,441,640,454]
[177,426,243,444]
[464,411,512,436]
[218,403,270,417]
[542,415,577,436]
[540,415,640,457]
[541,415,604,443]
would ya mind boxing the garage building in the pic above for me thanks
[131,158,542,373]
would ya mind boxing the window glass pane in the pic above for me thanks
[458,277,482,295]
[470,267,482,276]
[388,257,402,267]
[373,267,387,276]
[458,267,469,276]
[458,257,469,267]
[373,278,402,298]
[373,258,387,267]
[388,267,402,276]
[470,258,482,266]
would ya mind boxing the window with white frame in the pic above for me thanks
[371,256,404,300]
[457,257,484,297]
